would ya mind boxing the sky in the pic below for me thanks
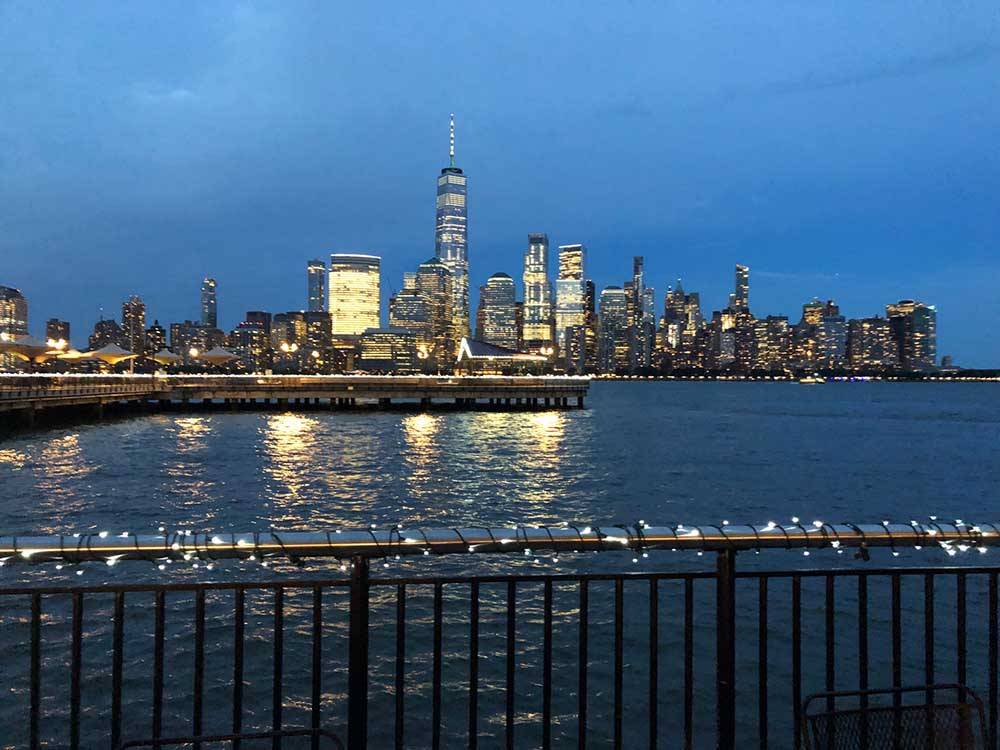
[1,1,998,365]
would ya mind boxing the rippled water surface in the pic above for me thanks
[1,382,998,749]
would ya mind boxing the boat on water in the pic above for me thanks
[798,375,826,385]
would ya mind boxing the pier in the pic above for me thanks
[0,373,590,428]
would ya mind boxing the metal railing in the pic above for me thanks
[1,522,999,749]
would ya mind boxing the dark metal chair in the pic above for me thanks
[118,727,344,749]
[803,684,986,750]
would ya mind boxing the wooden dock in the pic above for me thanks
[0,374,590,428]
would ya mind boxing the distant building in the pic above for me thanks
[555,244,586,367]
[328,254,381,335]
[0,286,28,337]
[271,311,307,370]
[598,286,629,373]
[435,115,469,342]
[815,314,847,368]
[121,295,146,354]
[522,233,554,351]
[733,264,750,311]
[886,300,936,371]
[480,273,518,350]
[358,328,418,373]
[229,320,271,372]
[303,311,334,372]
[245,311,272,336]
[307,259,327,312]
[752,316,790,371]
[144,320,166,355]
[90,318,124,350]
[200,278,217,328]
[45,319,70,346]
[847,317,898,369]
[170,320,225,363]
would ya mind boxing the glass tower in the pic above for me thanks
[121,295,147,354]
[307,259,327,312]
[481,272,518,350]
[435,114,469,346]
[328,254,381,335]
[522,233,553,347]
[555,244,586,353]
[200,278,217,328]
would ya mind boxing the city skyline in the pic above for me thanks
[2,3,998,364]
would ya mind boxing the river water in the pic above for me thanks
[0,382,997,748]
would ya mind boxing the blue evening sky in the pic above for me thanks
[2,2,998,364]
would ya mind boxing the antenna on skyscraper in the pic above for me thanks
[449,113,455,166]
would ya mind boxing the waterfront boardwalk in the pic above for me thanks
[0,373,590,427]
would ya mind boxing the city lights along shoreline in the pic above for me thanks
[0,117,964,379]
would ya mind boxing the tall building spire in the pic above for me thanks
[449,113,455,167]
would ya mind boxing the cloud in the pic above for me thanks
[132,85,197,105]
[760,42,1000,96]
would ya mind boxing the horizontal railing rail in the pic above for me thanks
[1,520,995,566]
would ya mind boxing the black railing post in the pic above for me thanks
[716,549,737,750]
[348,556,370,750]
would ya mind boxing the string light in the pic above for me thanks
[0,521,994,577]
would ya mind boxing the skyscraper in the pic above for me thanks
[328,254,381,335]
[435,114,469,345]
[200,278,217,328]
[480,273,518,350]
[734,264,750,311]
[886,300,937,370]
[555,244,585,350]
[0,286,28,337]
[307,259,327,312]
[847,317,898,369]
[522,233,553,350]
[598,286,629,373]
[121,295,147,354]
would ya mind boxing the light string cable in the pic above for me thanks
[704,524,733,557]
[788,517,813,556]
[566,523,589,554]
[612,524,637,558]
[880,520,900,557]
[818,522,846,555]
[843,522,870,561]
[468,526,499,555]
[979,523,1000,555]
[324,531,347,571]
[748,523,764,555]
[271,530,303,568]
[540,525,560,562]
[633,521,649,561]
[366,527,390,569]
[516,524,533,557]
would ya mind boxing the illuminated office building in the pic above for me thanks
[522,233,553,349]
[886,300,937,371]
[480,273,518,350]
[229,320,270,372]
[733,264,750,311]
[752,316,791,370]
[45,319,70,346]
[0,286,28,337]
[358,328,418,373]
[598,286,630,373]
[245,311,272,336]
[307,259,327,312]
[144,321,166,355]
[328,254,381,335]
[121,295,147,354]
[90,318,125,350]
[847,317,898,369]
[200,278,217,328]
[815,314,847,368]
[555,244,586,351]
[435,115,469,343]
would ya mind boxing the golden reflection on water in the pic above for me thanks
[0,448,28,471]
[263,413,320,523]
[164,417,216,510]
[34,434,96,526]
